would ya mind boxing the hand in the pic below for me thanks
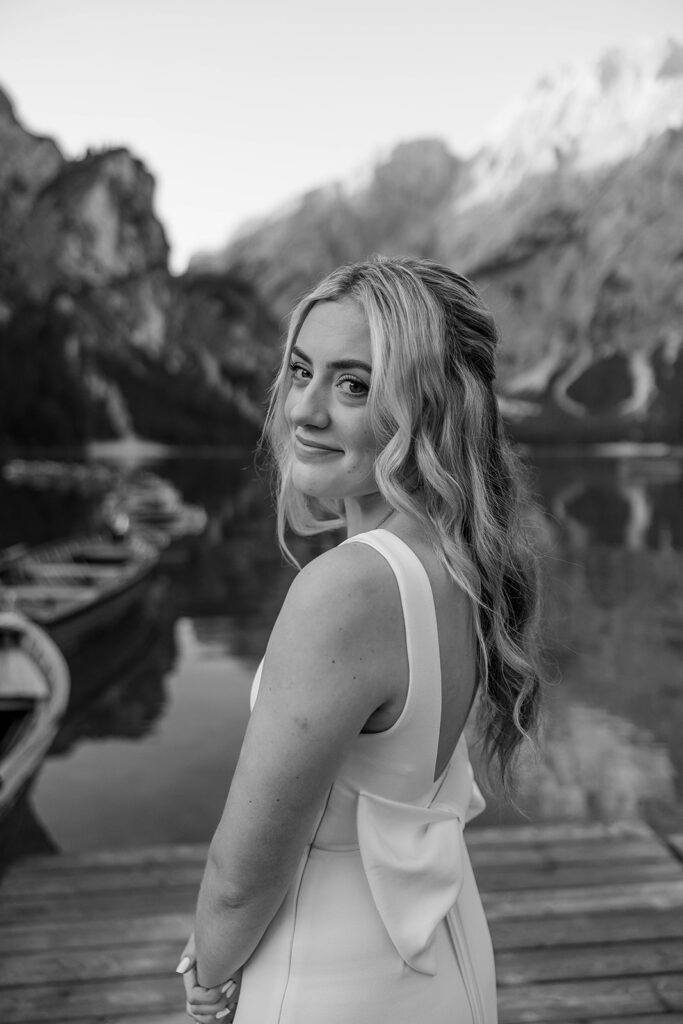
[221,970,242,1021]
[184,971,236,1023]
[176,938,241,1022]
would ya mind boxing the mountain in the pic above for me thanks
[195,38,683,444]
[0,89,278,449]
[0,87,63,306]
[463,37,683,206]
[193,138,466,318]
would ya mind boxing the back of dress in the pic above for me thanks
[236,529,498,1024]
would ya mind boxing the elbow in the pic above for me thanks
[202,844,253,910]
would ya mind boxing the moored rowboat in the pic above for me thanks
[0,534,160,654]
[102,475,208,541]
[0,611,70,820]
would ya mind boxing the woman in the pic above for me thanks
[177,255,541,1024]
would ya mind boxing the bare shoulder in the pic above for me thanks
[285,539,400,634]
[264,539,404,689]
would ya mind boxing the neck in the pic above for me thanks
[343,494,394,538]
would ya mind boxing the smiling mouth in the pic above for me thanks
[295,437,342,453]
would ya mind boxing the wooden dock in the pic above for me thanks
[0,819,682,1023]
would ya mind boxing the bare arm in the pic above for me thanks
[193,542,404,987]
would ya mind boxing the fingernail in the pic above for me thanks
[216,1009,230,1019]
[175,956,192,974]
[221,981,236,995]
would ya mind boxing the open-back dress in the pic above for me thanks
[233,529,498,1024]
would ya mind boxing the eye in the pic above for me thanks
[337,374,369,397]
[288,360,311,383]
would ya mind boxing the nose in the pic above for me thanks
[288,380,331,430]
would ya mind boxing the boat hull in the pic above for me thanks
[0,613,70,823]
[42,566,157,655]
[1,535,160,656]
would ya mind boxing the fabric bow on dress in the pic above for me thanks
[356,741,485,976]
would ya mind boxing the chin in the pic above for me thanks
[290,466,335,500]
[290,453,377,502]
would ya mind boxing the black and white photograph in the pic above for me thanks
[1,1,682,1021]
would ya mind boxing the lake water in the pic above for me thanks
[1,445,682,860]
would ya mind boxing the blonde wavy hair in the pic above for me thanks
[262,255,542,787]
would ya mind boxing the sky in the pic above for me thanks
[2,0,683,271]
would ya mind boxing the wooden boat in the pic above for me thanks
[125,499,208,538]
[2,458,117,494]
[0,533,159,654]
[103,477,208,541]
[0,611,70,820]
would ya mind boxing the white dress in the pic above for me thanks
[234,529,498,1024]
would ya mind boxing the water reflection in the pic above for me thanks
[55,576,171,713]
[0,475,94,548]
[0,449,681,856]
[52,613,176,753]
[532,455,683,822]
[540,458,683,552]
[516,697,677,822]
[0,584,179,866]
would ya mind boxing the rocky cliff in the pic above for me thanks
[196,38,683,444]
[195,138,466,319]
[0,89,278,449]
[440,123,683,443]
[0,87,63,309]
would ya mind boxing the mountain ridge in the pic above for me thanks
[193,37,683,443]
[3,36,682,448]
[0,86,279,449]
[463,36,683,207]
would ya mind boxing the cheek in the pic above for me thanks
[358,420,380,457]
[346,424,379,470]
[283,387,295,423]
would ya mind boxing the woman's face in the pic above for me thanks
[284,298,380,503]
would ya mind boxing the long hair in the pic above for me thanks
[261,255,542,788]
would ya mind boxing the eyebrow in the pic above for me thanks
[291,344,371,374]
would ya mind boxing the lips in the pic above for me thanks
[295,436,342,453]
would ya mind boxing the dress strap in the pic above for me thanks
[340,529,442,782]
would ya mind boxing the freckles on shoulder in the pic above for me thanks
[286,541,405,650]
[259,542,407,726]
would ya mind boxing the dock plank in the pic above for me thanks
[467,820,654,846]
[9,833,669,873]
[3,905,681,956]
[498,975,679,1022]
[496,939,683,985]
[668,834,683,862]
[0,942,183,987]
[483,879,683,919]
[10,844,209,874]
[3,855,678,900]
[0,913,193,954]
[503,1018,683,1024]
[0,892,198,928]
[0,975,181,1023]
[470,837,672,868]
[0,819,681,1023]
[68,1017,188,1024]
[654,973,683,1010]
[3,936,681,991]
[0,863,204,898]
[474,860,683,891]
[490,908,683,950]
[3,877,682,930]
[48,1016,683,1024]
